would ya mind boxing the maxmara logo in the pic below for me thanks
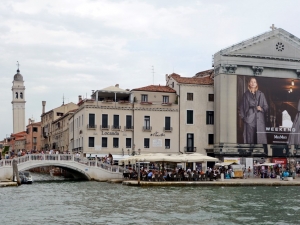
[266,127,296,132]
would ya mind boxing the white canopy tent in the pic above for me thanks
[118,153,219,165]
[253,163,277,167]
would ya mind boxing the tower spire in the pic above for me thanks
[16,61,20,73]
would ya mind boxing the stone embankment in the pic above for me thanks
[122,177,300,187]
[0,181,17,187]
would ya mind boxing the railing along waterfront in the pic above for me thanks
[0,154,124,174]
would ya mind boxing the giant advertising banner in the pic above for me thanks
[237,75,300,144]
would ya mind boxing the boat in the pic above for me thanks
[19,171,33,184]
[50,167,63,176]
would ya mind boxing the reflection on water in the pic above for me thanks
[1,177,300,225]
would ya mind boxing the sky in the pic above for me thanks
[1,0,300,139]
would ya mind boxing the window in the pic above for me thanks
[206,111,214,124]
[165,117,171,130]
[89,114,95,127]
[208,94,214,102]
[88,137,95,147]
[208,134,214,145]
[163,96,169,103]
[144,116,150,129]
[172,82,174,88]
[144,138,150,148]
[187,110,193,124]
[141,94,148,102]
[113,115,119,129]
[113,138,119,148]
[165,139,170,149]
[15,92,18,99]
[102,114,108,128]
[126,115,132,129]
[187,93,193,101]
[186,133,194,152]
[102,137,107,148]
[33,127,38,132]
[20,92,23,99]
[33,137,37,144]
[126,138,131,148]
[57,112,64,116]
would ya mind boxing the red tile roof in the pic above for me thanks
[132,85,176,93]
[194,69,214,78]
[169,70,214,85]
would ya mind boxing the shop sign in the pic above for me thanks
[224,157,241,164]
[150,131,165,137]
[102,131,119,135]
[272,158,287,164]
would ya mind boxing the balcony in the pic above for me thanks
[103,99,113,103]
[140,101,152,105]
[111,125,121,131]
[163,127,173,132]
[87,124,97,130]
[143,126,152,132]
[124,125,134,131]
[119,100,130,104]
[100,125,110,130]
[161,102,172,106]
[184,147,197,153]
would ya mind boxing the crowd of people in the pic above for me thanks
[123,166,226,181]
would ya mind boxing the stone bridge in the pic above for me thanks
[0,154,124,181]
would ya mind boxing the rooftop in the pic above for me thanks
[169,72,214,85]
[132,85,176,93]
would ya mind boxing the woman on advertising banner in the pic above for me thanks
[239,77,268,144]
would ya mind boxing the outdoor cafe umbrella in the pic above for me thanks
[118,153,178,165]
[170,153,219,163]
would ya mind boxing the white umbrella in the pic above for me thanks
[172,153,219,163]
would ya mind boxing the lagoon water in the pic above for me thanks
[1,173,300,225]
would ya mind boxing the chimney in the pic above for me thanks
[28,118,31,125]
[78,95,82,102]
[115,84,119,88]
[42,101,46,114]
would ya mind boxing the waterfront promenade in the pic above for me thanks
[121,177,300,186]
[3,177,300,188]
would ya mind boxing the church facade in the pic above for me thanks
[213,27,300,162]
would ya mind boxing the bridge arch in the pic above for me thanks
[18,162,92,180]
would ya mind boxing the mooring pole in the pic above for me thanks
[12,159,21,185]
[137,162,140,185]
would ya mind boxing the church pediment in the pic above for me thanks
[219,28,300,62]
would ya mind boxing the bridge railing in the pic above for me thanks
[0,154,124,174]
[0,159,13,167]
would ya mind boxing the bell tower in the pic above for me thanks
[11,62,26,133]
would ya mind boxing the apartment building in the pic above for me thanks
[52,109,77,152]
[25,118,41,151]
[41,101,78,151]
[166,70,214,164]
[69,84,179,158]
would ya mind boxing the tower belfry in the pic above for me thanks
[12,62,26,133]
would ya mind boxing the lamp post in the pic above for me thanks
[138,148,141,155]
[283,148,287,172]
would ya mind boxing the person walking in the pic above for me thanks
[247,166,251,178]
